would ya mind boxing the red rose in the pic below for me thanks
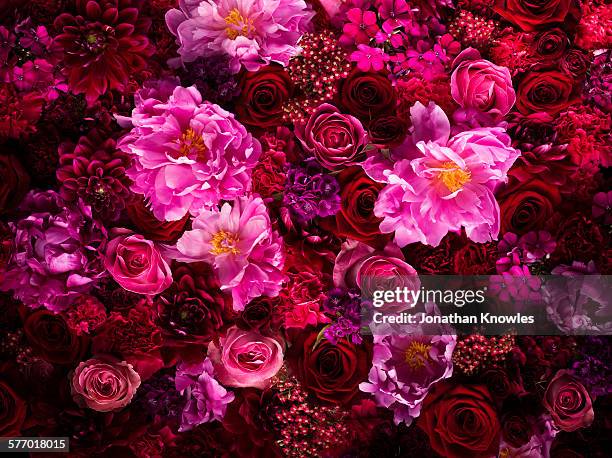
[0,152,30,213]
[321,166,388,247]
[534,29,569,60]
[288,330,372,405]
[543,370,594,432]
[497,173,562,235]
[368,115,408,147]
[516,70,579,115]
[235,64,292,128]
[418,381,501,458]
[493,0,580,32]
[0,379,26,437]
[126,197,189,242]
[337,69,396,124]
[23,308,89,365]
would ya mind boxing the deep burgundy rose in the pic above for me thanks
[535,29,569,59]
[23,309,89,365]
[493,0,581,32]
[497,174,562,235]
[238,296,280,333]
[501,413,532,448]
[295,103,368,171]
[236,64,292,128]
[368,115,408,147]
[0,152,30,213]
[452,239,497,274]
[516,70,579,115]
[288,330,372,405]
[126,197,190,243]
[418,382,501,458]
[0,379,26,436]
[337,69,396,123]
[561,48,590,78]
[543,370,594,432]
[321,166,388,247]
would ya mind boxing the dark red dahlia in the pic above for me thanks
[54,0,154,105]
[57,129,132,221]
[0,83,43,139]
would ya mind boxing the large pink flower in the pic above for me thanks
[366,102,520,247]
[174,195,285,310]
[166,0,314,73]
[118,84,261,221]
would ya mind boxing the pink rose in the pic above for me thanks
[104,231,172,295]
[207,326,283,389]
[543,370,594,432]
[71,356,141,412]
[296,103,368,171]
[451,48,516,121]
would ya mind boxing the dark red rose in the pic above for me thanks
[561,48,590,78]
[543,370,594,432]
[92,303,163,380]
[368,114,409,147]
[288,330,371,405]
[452,239,497,274]
[320,166,388,247]
[516,70,579,115]
[337,70,396,124]
[126,197,189,242]
[236,64,292,128]
[23,309,89,365]
[480,368,521,400]
[501,413,532,448]
[0,379,26,437]
[238,296,281,334]
[497,173,562,235]
[418,382,501,458]
[251,148,287,198]
[493,0,581,32]
[535,29,569,60]
[0,152,30,213]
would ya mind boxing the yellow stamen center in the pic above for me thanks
[210,230,240,256]
[175,128,207,161]
[224,8,253,40]
[404,341,431,370]
[438,161,471,192]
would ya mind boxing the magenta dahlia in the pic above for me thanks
[57,130,132,221]
[54,0,155,105]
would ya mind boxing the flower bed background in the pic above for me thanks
[0,0,610,457]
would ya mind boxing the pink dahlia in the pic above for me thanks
[174,195,285,311]
[118,84,261,221]
[0,190,107,312]
[366,102,520,247]
[165,0,314,73]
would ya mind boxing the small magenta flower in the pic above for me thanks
[350,45,389,72]
[340,8,379,46]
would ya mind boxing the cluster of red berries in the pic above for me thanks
[267,375,350,457]
[284,31,351,124]
[448,10,500,52]
[452,334,516,375]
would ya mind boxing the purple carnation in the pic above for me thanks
[175,357,235,431]
[1,190,106,312]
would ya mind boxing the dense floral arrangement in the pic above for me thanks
[0,0,610,457]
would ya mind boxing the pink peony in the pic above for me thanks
[118,83,261,221]
[174,195,285,310]
[165,0,314,73]
[104,230,173,295]
[71,356,141,412]
[207,326,284,388]
[367,102,520,247]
